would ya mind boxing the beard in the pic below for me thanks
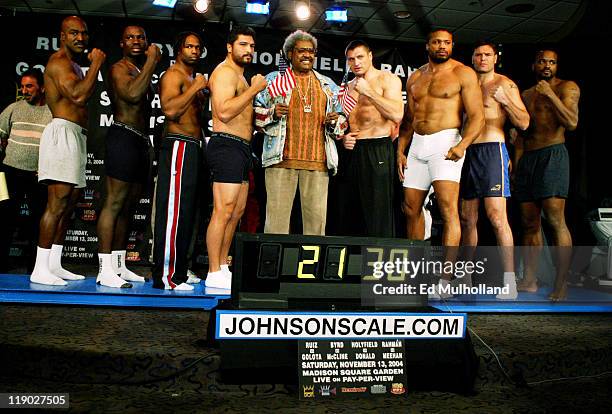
[538,72,553,80]
[232,52,252,67]
[429,52,450,64]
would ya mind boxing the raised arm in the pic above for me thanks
[536,80,580,131]
[210,66,267,123]
[493,78,530,130]
[111,45,160,104]
[354,73,404,124]
[51,49,105,107]
[160,69,207,121]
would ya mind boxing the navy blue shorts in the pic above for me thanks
[105,122,150,184]
[206,132,252,184]
[460,142,510,199]
[513,143,569,202]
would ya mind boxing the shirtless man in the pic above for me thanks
[461,41,530,300]
[30,16,106,286]
[397,29,484,289]
[152,31,207,291]
[514,49,580,301]
[337,40,404,237]
[96,26,161,288]
[206,26,267,290]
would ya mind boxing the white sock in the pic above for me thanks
[497,272,518,300]
[221,264,232,276]
[30,247,67,286]
[50,244,85,280]
[97,253,132,288]
[112,250,145,282]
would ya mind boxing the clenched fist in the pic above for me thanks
[535,80,555,98]
[492,85,510,106]
[145,44,162,63]
[251,74,268,92]
[193,74,207,90]
[88,48,106,66]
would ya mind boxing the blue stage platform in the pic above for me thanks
[1,274,611,312]
[0,274,229,309]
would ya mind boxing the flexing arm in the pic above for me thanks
[494,78,530,130]
[354,74,404,123]
[210,66,267,123]
[111,45,160,104]
[536,80,580,131]
[52,49,105,107]
[160,69,206,121]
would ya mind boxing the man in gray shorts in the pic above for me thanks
[30,16,106,286]
[515,49,580,301]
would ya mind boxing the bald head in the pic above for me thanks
[61,15,86,33]
[60,15,89,55]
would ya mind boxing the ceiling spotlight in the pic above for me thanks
[393,10,411,19]
[152,0,178,8]
[194,0,209,13]
[246,0,270,15]
[296,2,311,21]
[325,6,347,23]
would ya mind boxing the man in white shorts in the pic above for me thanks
[397,29,484,292]
[30,16,107,286]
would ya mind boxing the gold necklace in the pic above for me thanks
[294,73,313,113]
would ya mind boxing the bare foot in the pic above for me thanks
[517,280,538,292]
[548,284,568,302]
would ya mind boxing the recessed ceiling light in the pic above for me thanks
[505,3,536,14]
[393,10,411,19]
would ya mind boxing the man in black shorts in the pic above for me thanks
[96,26,160,288]
[206,26,267,290]
[515,49,580,301]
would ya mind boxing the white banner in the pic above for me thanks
[215,311,466,340]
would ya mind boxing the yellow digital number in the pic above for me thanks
[336,247,346,279]
[362,247,384,281]
[387,248,408,281]
[297,245,320,279]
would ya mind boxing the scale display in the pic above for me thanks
[232,233,428,309]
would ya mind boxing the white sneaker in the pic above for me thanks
[186,269,202,284]
[165,282,194,291]
[205,270,231,290]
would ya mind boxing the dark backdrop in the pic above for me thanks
[0,3,606,265]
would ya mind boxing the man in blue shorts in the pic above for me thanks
[460,41,530,299]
